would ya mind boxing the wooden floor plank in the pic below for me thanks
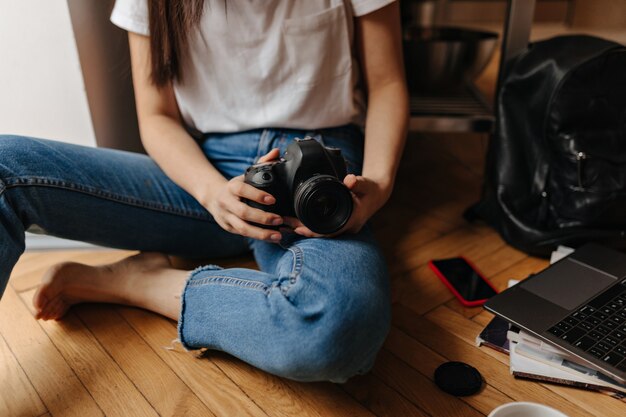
[118,306,270,417]
[391,225,504,277]
[0,333,47,417]
[201,350,327,417]
[271,379,376,417]
[372,203,459,237]
[18,289,159,417]
[208,349,377,417]
[466,244,530,279]
[427,133,489,179]
[373,349,484,417]
[376,216,452,263]
[342,374,431,417]
[472,310,496,327]
[77,304,216,417]
[0,286,103,417]
[383,327,514,415]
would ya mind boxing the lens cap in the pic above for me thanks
[434,361,483,396]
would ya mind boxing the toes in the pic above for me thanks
[50,299,69,320]
[32,262,81,320]
[32,287,48,312]
[42,299,60,319]
[38,297,65,321]
[33,262,74,309]
[37,300,55,320]
[50,302,69,321]
[53,306,70,321]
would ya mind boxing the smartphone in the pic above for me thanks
[428,257,498,307]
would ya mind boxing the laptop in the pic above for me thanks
[485,243,626,383]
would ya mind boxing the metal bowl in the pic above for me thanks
[403,26,498,93]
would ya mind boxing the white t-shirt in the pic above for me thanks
[111,0,395,133]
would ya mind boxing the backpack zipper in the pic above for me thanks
[576,151,587,190]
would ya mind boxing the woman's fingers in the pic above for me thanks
[293,226,322,238]
[343,174,368,195]
[231,199,282,226]
[258,148,280,163]
[227,215,281,241]
[282,217,324,238]
[281,216,302,229]
[344,174,358,189]
[228,175,276,205]
[208,175,283,242]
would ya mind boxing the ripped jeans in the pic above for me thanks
[0,125,391,382]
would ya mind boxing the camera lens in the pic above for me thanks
[293,175,353,234]
[310,194,338,218]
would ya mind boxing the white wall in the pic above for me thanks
[0,0,95,146]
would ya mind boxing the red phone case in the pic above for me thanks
[427,257,499,307]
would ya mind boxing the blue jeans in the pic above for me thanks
[0,126,391,382]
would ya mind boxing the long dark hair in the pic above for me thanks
[147,0,205,87]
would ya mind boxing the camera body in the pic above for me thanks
[244,138,353,234]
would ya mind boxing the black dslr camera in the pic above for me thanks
[244,138,353,234]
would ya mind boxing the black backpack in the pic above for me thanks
[468,35,626,257]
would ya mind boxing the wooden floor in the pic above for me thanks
[4,27,626,417]
[3,131,626,417]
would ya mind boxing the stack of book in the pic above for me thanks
[476,247,626,400]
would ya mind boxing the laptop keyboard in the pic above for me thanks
[547,280,626,373]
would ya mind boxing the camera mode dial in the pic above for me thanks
[247,165,274,186]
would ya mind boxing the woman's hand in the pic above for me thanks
[283,174,390,238]
[206,149,284,242]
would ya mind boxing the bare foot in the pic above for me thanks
[32,252,181,321]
